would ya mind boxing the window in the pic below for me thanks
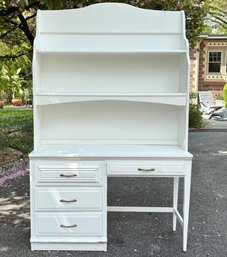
[208,51,222,73]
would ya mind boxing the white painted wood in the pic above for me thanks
[29,145,192,159]
[41,140,180,146]
[38,54,181,94]
[107,160,189,177]
[30,3,192,252]
[35,187,103,211]
[30,159,107,251]
[36,35,183,52]
[31,237,107,243]
[173,177,179,231]
[177,107,188,150]
[173,209,183,226]
[34,93,187,106]
[40,102,179,143]
[33,106,42,148]
[37,3,182,34]
[35,212,103,237]
[183,171,192,252]
[35,161,103,185]
[31,242,107,251]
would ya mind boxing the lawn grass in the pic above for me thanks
[0,109,33,159]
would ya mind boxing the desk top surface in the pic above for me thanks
[29,144,192,159]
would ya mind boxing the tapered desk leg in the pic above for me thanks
[173,176,179,231]
[183,173,191,252]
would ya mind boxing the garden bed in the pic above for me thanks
[0,109,33,186]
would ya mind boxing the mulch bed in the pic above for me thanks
[0,148,28,188]
[0,148,22,165]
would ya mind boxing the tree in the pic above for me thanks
[204,0,227,33]
[1,66,24,99]
[0,0,223,102]
[0,41,31,101]
[0,0,214,53]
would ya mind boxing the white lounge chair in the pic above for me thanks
[198,91,223,115]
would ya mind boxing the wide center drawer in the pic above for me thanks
[35,213,103,237]
[34,161,104,185]
[35,187,103,211]
[107,160,190,177]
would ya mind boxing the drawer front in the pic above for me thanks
[35,213,103,237]
[107,160,189,176]
[35,187,103,211]
[35,161,103,185]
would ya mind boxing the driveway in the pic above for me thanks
[0,125,226,257]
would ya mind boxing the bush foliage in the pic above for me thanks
[189,104,203,128]
[223,84,227,109]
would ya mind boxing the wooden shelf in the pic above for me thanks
[36,49,187,55]
[34,92,188,106]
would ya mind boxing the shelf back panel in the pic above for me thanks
[39,101,184,145]
[36,34,182,52]
[38,55,183,93]
[37,4,182,34]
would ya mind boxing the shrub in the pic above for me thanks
[215,94,224,100]
[189,91,198,99]
[224,84,227,109]
[189,104,203,128]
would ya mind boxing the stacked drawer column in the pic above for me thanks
[30,160,107,251]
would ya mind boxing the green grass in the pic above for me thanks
[0,109,33,156]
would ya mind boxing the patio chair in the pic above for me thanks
[209,109,227,120]
[198,91,223,115]
[24,89,33,108]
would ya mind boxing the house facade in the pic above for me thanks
[190,34,227,97]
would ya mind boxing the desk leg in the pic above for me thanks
[173,176,179,231]
[183,173,191,252]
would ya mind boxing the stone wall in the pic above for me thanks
[189,48,198,91]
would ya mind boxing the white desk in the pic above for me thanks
[30,144,192,251]
[30,3,192,252]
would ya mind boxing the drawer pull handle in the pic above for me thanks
[138,168,155,172]
[60,173,77,177]
[60,199,77,203]
[60,224,77,228]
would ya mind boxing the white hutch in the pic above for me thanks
[29,3,193,252]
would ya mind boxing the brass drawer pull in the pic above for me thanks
[60,173,77,177]
[138,168,155,172]
[60,199,77,203]
[60,224,77,228]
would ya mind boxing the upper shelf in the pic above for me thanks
[35,32,188,53]
[36,49,187,55]
[34,92,187,106]
[35,3,188,53]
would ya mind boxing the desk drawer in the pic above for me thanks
[107,160,189,177]
[35,187,103,211]
[35,161,103,185]
[35,213,103,237]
